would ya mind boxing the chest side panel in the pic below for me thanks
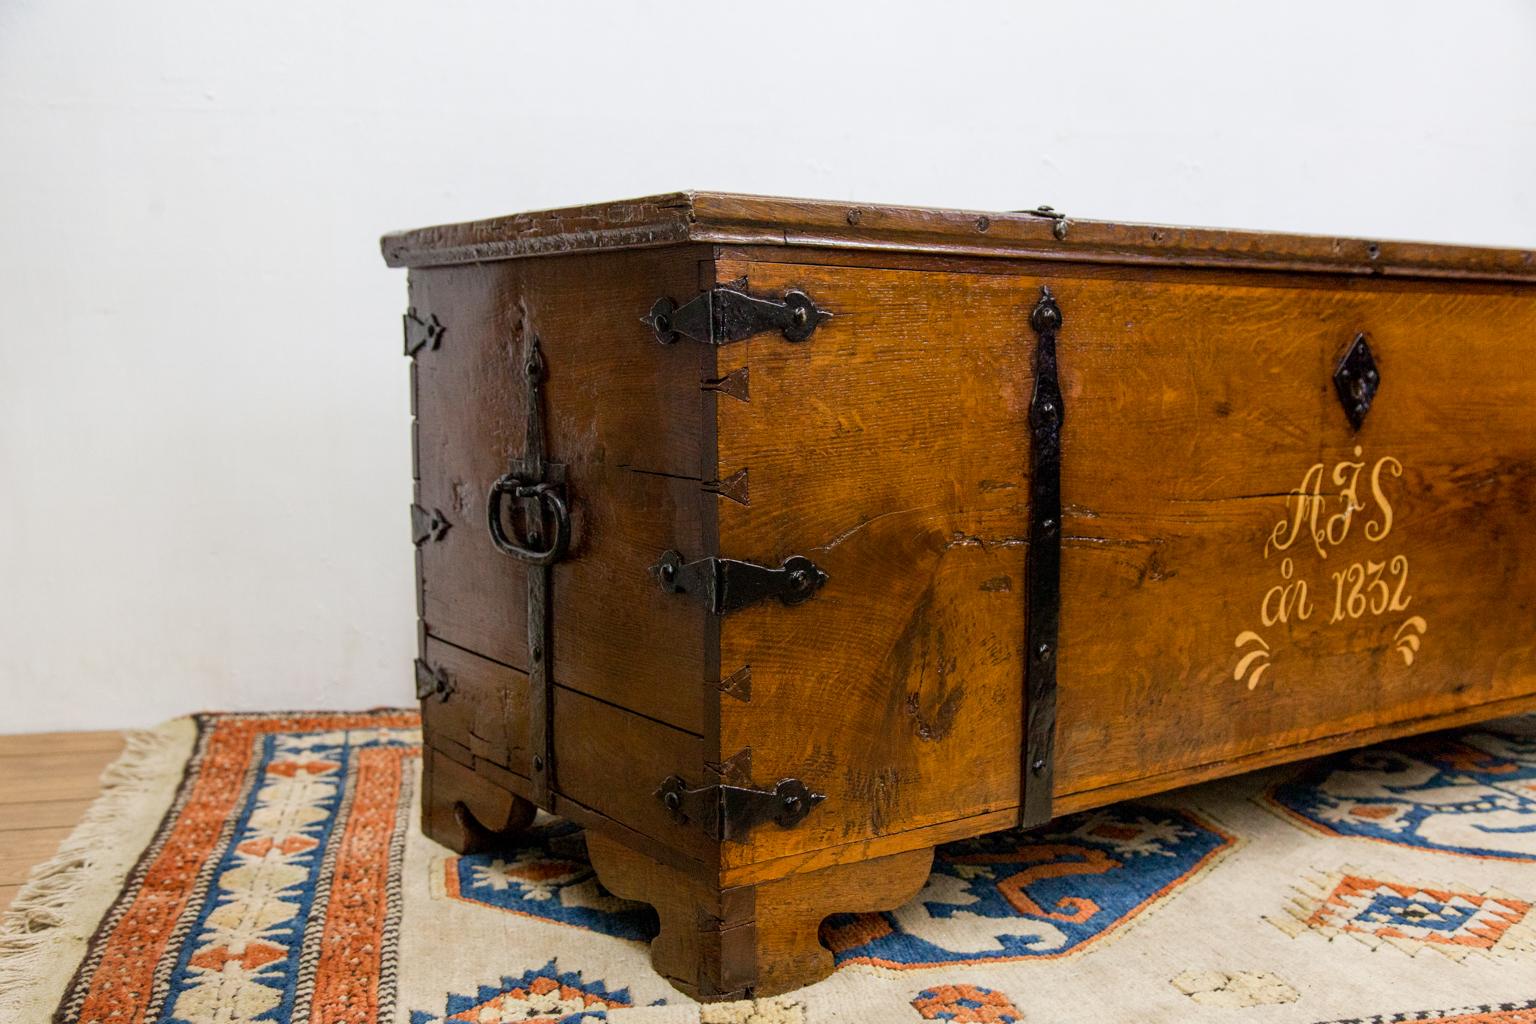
[409,249,714,740]
[711,258,1031,870]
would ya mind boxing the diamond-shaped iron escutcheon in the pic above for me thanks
[1333,333,1380,431]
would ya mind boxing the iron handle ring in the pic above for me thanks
[487,476,570,566]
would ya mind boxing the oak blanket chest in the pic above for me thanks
[381,193,1536,1000]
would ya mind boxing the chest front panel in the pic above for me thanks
[713,258,1033,870]
[711,255,1536,868]
[1054,274,1536,802]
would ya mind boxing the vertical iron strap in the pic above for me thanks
[1022,287,1063,828]
[527,560,554,807]
[486,335,566,811]
[520,340,557,809]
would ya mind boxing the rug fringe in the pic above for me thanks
[0,718,197,1015]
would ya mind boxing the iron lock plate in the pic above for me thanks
[1334,333,1381,432]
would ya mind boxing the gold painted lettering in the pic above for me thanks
[1365,456,1401,542]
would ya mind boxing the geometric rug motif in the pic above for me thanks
[910,983,1023,1022]
[824,805,1233,967]
[48,712,424,1024]
[1267,720,1536,861]
[1267,868,1536,961]
[11,710,1536,1024]
[407,960,633,1024]
[442,805,1234,970]
[1309,1000,1536,1024]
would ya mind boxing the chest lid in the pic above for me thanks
[381,191,1536,283]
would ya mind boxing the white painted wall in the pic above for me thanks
[2,1,1533,732]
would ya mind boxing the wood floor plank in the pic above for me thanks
[0,730,125,759]
[0,732,123,907]
[0,749,124,805]
[0,798,96,832]
[0,826,74,884]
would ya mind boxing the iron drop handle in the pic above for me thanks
[487,477,570,567]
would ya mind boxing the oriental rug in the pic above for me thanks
[2,711,1533,1023]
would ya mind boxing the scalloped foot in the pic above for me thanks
[586,833,933,1000]
[421,745,536,855]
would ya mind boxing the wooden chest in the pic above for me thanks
[382,193,1536,999]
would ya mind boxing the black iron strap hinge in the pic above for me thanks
[656,775,824,843]
[653,550,827,615]
[403,307,445,356]
[645,283,830,346]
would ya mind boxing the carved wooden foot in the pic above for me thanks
[421,745,536,855]
[587,833,933,1000]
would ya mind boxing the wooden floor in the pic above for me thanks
[0,731,126,914]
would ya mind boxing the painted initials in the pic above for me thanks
[1265,452,1401,559]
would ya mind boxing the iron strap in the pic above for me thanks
[644,283,831,346]
[653,550,828,615]
[526,561,554,807]
[656,774,825,843]
[1022,287,1063,828]
[486,335,569,811]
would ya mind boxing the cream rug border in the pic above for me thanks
[0,717,198,1022]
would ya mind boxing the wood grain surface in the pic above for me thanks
[0,731,124,913]
[587,830,931,999]
[383,191,1536,283]
[398,204,1536,999]
[713,257,1029,871]
[410,248,716,735]
[1051,272,1536,799]
[710,254,1536,867]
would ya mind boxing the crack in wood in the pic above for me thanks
[942,532,1029,551]
[619,464,704,483]
[1063,534,1164,548]
[812,506,933,552]
[1167,490,1296,503]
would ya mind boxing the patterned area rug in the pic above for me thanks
[2,711,1534,1024]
